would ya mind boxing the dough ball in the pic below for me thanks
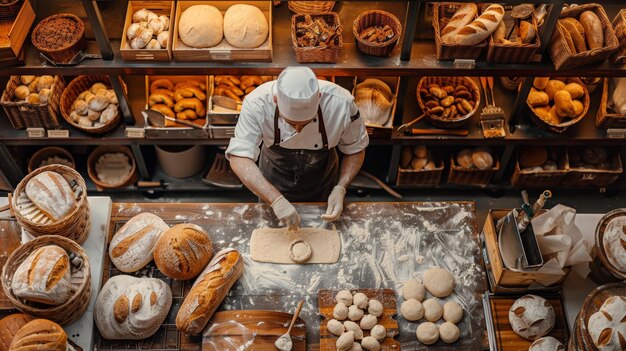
[416,322,439,345]
[423,298,443,322]
[178,5,223,48]
[423,267,455,297]
[529,336,564,351]
[336,290,353,306]
[413,145,427,158]
[402,278,425,302]
[370,325,386,341]
[348,343,363,351]
[348,305,364,321]
[439,322,460,343]
[333,302,349,320]
[368,299,384,317]
[360,315,377,330]
[343,321,363,340]
[508,294,555,340]
[289,238,311,263]
[336,331,355,351]
[400,299,424,321]
[327,319,344,336]
[223,4,268,48]
[472,147,494,170]
[443,301,464,324]
[360,336,381,351]
[456,148,474,168]
[353,293,368,309]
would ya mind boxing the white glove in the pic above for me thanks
[321,186,346,222]
[271,195,301,231]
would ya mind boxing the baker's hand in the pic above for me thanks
[321,186,346,222]
[271,195,301,231]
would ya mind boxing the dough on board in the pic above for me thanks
[289,238,312,263]
[250,227,341,264]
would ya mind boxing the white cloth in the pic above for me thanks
[225,80,369,162]
[276,66,320,121]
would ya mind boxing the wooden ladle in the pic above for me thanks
[275,300,305,351]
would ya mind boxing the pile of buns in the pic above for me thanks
[441,4,505,46]
[528,78,586,125]
[213,75,272,103]
[178,4,268,49]
[418,80,476,120]
[558,11,604,55]
[148,78,206,126]
[69,83,119,129]
[508,294,556,341]
[355,79,393,126]
[3,318,71,351]
[519,146,562,172]
[11,76,54,105]
[455,147,494,170]
[569,146,613,170]
[126,8,169,50]
[400,146,437,171]
[15,170,77,225]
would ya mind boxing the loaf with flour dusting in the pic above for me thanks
[11,245,72,306]
[441,4,478,44]
[24,171,76,221]
[154,223,213,280]
[455,4,505,46]
[109,213,169,273]
[9,319,67,351]
[176,249,243,335]
[588,296,626,351]
[94,275,172,340]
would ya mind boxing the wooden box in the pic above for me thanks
[173,1,272,62]
[510,149,569,188]
[350,76,399,139]
[120,1,174,61]
[562,147,623,188]
[596,78,626,128]
[448,150,499,187]
[0,0,35,63]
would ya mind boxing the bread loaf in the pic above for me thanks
[178,5,223,48]
[0,314,35,351]
[223,4,268,49]
[580,11,603,50]
[440,4,477,44]
[455,4,504,46]
[355,79,393,126]
[176,249,243,335]
[154,223,213,280]
[588,296,626,351]
[508,295,555,340]
[12,245,72,306]
[8,319,66,351]
[94,275,172,340]
[24,171,76,221]
[560,20,587,53]
[109,213,169,273]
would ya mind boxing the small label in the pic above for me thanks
[607,129,626,138]
[47,129,69,138]
[125,127,145,138]
[210,51,232,61]
[26,128,45,138]
[453,59,476,69]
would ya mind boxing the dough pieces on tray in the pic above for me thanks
[250,227,341,264]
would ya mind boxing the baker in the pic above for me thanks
[226,66,369,230]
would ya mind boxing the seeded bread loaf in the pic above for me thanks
[455,4,505,46]
[109,213,169,273]
[154,223,213,280]
[8,319,66,351]
[24,171,76,221]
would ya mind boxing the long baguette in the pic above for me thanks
[455,4,505,46]
[441,4,478,44]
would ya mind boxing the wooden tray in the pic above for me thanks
[0,219,21,310]
[203,310,306,351]
[0,0,34,63]
[120,1,174,61]
[319,289,399,350]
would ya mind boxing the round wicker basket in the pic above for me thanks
[11,165,90,244]
[60,75,121,134]
[27,146,75,173]
[578,283,626,351]
[416,76,481,128]
[352,10,402,57]
[288,1,334,14]
[1,235,92,326]
[527,78,590,133]
[31,13,86,64]
[87,145,138,190]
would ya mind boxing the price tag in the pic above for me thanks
[26,128,45,138]
[453,59,476,69]
[210,51,232,61]
[607,129,626,138]
[125,128,145,138]
[47,129,69,138]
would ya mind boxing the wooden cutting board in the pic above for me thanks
[319,289,400,350]
[202,310,307,351]
[0,313,35,351]
[0,219,21,310]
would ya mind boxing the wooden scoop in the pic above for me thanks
[275,300,305,351]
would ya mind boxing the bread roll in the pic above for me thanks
[533,78,549,90]
[176,249,243,335]
[455,4,504,46]
[0,314,35,351]
[580,11,603,50]
[178,5,223,48]
[508,294,555,340]
[24,171,76,221]
[441,4,478,44]
[9,319,66,351]
[554,90,575,117]
[527,90,549,107]
[456,148,474,168]
[12,245,72,306]
[544,80,566,101]
[94,275,172,340]
[472,147,493,170]
[563,83,584,99]
[223,4,268,48]
[154,223,213,280]
[109,213,169,273]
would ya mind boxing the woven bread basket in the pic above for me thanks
[87,145,138,190]
[611,10,626,63]
[416,76,481,128]
[1,235,91,325]
[596,78,626,128]
[27,146,75,173]
[487,15,540,64]
[11,164,90,244]
[432,3,487,60]
[0,75,65,129]
[291,12,342,63]
[352,10,402,57]
[448,151,499,187]
[288,1,334,14]
[526,78,590,133]
[60,75,121,134]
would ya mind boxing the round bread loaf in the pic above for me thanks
[154,223,213,280]
[109,213,169,273]
[223,4,268,48]
[9,319,66,351]
[508,294,555,340]
[0,314,35,351]
[602,216,626,273]
[588,296,626,351]
[178,5,223,48]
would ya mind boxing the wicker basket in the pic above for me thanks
[0,0,22,20]
[288,1,334,14]
[562,147,623,187]
[596,78,626,128]
[417,76,480,128]
[549,4,619,70]
[527,78,590,133]
[433,3,486,61]
[31,13,86,65]
[487,15,540,64]
[511,149,569,187]
[352,10,402,57]
[0,235,91,325]
[87,145,138,190]
[396,161,444,187]
[291,12,342,63]
[60,75,121,134]
[447,151,499,187]
[0,75,65,129]
[11,165,90,244]
[611,10,626,63]
[27,147,75,173]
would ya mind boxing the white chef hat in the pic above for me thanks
[275,66,319,122]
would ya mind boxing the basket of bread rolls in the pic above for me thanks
[417,76,480,128]
[60,75,122,134]
[448,147,499,187]
[562,146,623,187]
[526,77,589,133]
[27,146,75,173]
[120,2,174,61]
[597,78,626,128]
[291,12,342,63]
[0,75,65,129]
[487,5,540,64]
[288,1,334,14]
[87,145,138,190]
[511,146,569,187]
[549,4,619,70]
[352,10,402,57]
[10,165,91,244]
[1,235,92,325]
[611,10,626,64]
[396,145,444,187]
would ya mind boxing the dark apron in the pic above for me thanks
[259,105,339,202]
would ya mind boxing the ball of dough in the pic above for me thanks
[423,298,443,322]
[370,325,386,341]
[443,301,463,324]
[400,299,424,321]
[178,5,223,48]
[472,147,494,170]
[360,315,377,330]
[353,293,368,309]
[336,290,353,306]
[361,336,381,351]
[416,322,439,345]
[327,319,344,336]
[413,145,427,158]
[423,268,455,298]
[456,148,474,168]
[336,331,354,351]
[223,4,268,48]
[368,299,384,317]
[402,279,425,302]
[348,305,364,321]
[333,302,349,320]
[508,294,555,340]
[529,336,564,351]
[343,321,364,340]
[348,343,362,351]
[289,238,312,263]
[439,322,460,343]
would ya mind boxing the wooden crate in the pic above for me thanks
[173,1,272,62]
[596,78,626,128]
[510,149,569,188]
[120,1,174,61]
[447,150,499,188]
[350,76,399,139]
[0,0,35,62]
[563,147,623,187]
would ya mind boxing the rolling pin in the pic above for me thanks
[410,128,469,136]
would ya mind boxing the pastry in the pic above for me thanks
[95,152,132,185]
[528,90,550,107]
[109,213,169,273]
[544,80,566,101]
[295,14,341,48]
[441,4,478,44]
[9,319,66,351]
[24,171,76,221]
[223,4,268,48]
[455,4,505,46]
[533,78,550,90]
[554,90,576,117]
[178,5,223,48]
[587,296,626,351]
[154,223,213,280]
[508,294,555,340]
[359,25,395,44]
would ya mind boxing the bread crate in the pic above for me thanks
[447,149,499,187]
[562,147,623,187]
[120,1,174,61]
[350,76,399,139]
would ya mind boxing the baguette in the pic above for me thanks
[560,19,587,53]
[176,249,243,335]
[441,4,478,44]
[455,4,505,46]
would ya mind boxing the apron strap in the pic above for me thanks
[273,105,280,146]
[317,105,329,149]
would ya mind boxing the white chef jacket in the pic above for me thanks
[225,80,369,162]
